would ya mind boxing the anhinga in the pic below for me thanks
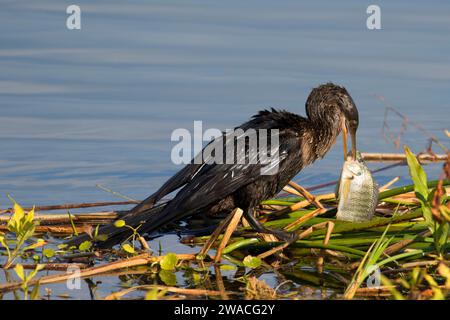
[67,82,359,247]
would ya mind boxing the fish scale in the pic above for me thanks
[336,152,378,222]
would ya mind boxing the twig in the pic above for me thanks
[96,184,139,203]
[0,224,90,235]
[362,153,448,163]
[354,286,395,297]
[199,212,235,257]
[4,263,88,271]
[268,193,334,219]
[401,260,440,269]
[214,208,243,263]
[379,176,400,192]
[288,181,323,209]
[104,284,235,300]
[214,265,229,300]
[305,162,404,192]
[138,236,151,252]
[383,230,431,256]
[257,242,290,260]
[284,208,327,232]
[0,201,136,215]
[378,94,448,153]
[0,253,197,293]
[0,211,118,223]
[282,185,302,197]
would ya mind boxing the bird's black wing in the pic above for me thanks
[130,109,305,215]
[136,126,303,233]
[67,110,306,246]
[128,163,204,214]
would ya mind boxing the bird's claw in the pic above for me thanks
[271,230,298,244]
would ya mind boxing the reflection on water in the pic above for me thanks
[0,0,449,299]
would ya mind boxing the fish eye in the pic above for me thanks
[347,163,362,176]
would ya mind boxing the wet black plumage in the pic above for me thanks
[67,82,359,247]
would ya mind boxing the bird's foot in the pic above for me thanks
[270,229,298,244]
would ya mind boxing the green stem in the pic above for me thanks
[377,250,424,268]
[306,210,423,238]
[378,179,450,200]
[223,238,260,254]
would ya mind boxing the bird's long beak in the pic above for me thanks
[341,118,348,161]
[350,127,357,160]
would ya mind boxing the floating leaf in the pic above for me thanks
[243,255,262,269]
[122,243,135,254]
[78,241,92,252]
[159,270,176,286]
[95,234,108,242]
[195,253,206,261]
[114,220,126,228]
[192,272,202,284]
[220,264,237,271]
[43,248,55,259]
[145,288,166,300]
[160,252,178,271]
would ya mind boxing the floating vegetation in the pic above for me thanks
[0,147,449,300]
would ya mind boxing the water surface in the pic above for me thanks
[0,0,449,299]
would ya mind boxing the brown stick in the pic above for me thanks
[383,230,431,256]
[362,152,448,163]
[214,265,229,300]
[282,185,302,197]
[0,211,118,223]
[199,212,235,257]
[214,208,243,263]
[284,208,327,231]
[0,200,137,215]
[305,162,404,192]
[0,253,197,293]
[4,263,88,271]
[257,242,290,260]
[268,193,334,219]
[354,286,395,297]
[379,176,400,192]
[138,236,151,251]
[0,224,89,235]
[288,181,324,209]
[317,221,335,273]
[104,284,235,300]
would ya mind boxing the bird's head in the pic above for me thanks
[339,89,359,161]
[306,83,359,160]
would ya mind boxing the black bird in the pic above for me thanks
[67,83,359,247]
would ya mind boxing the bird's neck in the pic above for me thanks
[308,111,343,159]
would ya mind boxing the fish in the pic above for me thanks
[335,151,378,222]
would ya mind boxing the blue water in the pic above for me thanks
[0,0,449,299]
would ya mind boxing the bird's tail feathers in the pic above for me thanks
[65,203,167,248]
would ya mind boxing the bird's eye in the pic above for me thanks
[349,120,358,129]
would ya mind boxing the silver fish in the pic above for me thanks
[336,152,378,222]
